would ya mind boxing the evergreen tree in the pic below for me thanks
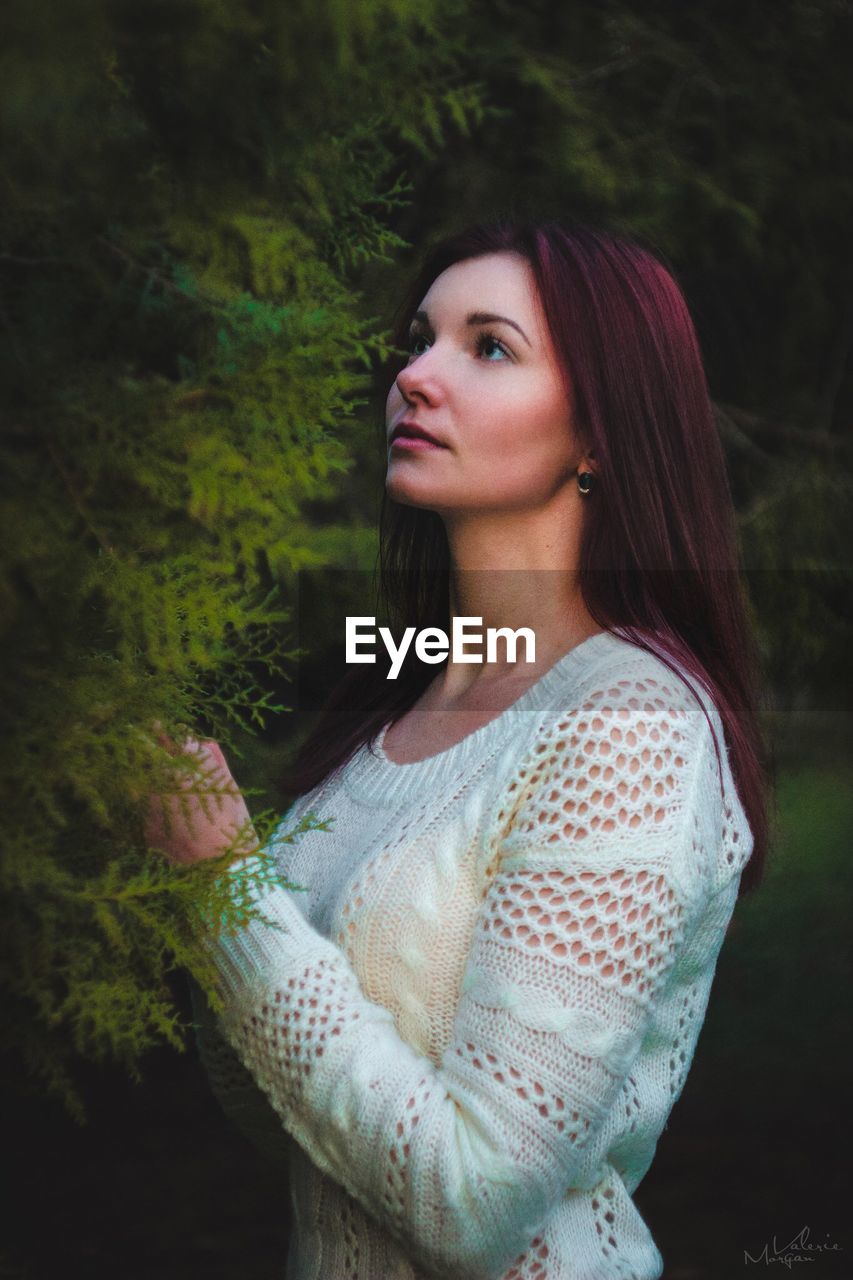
[0,0,482,1119]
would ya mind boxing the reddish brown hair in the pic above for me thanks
[287,217,773,895]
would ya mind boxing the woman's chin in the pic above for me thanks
[385,475,448,509]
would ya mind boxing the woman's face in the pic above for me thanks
[385,251,582,516]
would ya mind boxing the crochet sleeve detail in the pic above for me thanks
[187,972,295,1170]
[204,673,716,1280]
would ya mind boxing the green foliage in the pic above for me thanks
[3,0,851,1121]
[0,0,482,1119]
[737,458,853,705]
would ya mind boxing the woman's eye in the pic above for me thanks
[477,332,511,361]
[407,333,431,358]
[404,330,510,362]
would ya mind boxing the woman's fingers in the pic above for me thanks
[141,735,257,864]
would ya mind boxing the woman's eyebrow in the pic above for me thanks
[467,310,532,348]
[411,308,532,348]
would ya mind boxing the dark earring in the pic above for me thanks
[577,471,595,495]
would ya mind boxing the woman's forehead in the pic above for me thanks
[418,251,537,315]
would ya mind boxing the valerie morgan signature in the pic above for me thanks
[744,1225,844,1267]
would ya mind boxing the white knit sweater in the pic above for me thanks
[192,629,754,1280]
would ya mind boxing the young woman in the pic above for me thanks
[148,218,771,1279]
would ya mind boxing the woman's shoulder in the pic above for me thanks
[506,637,713,821]
[503,628,752,893]
[541,628,720,744]
[486,629,719,803]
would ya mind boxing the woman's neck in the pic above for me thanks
[434,501,598,702]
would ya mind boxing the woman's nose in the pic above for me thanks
[394,347,444,406]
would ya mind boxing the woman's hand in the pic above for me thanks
[143,731,259,866]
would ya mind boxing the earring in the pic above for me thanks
[577,471,595,495]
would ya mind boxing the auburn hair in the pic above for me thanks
[286,217,773,895]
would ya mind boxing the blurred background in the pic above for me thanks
[1,0,851,1275]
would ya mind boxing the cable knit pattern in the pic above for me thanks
[193,629,753,1279]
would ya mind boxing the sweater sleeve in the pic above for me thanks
[203,678,718,1280]
[187,972,295,1171]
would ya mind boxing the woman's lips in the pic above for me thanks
[390,435,447,451]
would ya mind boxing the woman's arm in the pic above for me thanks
[201,682,723,1280]
[188,973,294,1171]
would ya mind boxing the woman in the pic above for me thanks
[147,218,771,1279]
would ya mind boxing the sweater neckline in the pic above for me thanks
[341,628,631,806]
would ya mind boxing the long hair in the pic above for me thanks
[286,217,773,895]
